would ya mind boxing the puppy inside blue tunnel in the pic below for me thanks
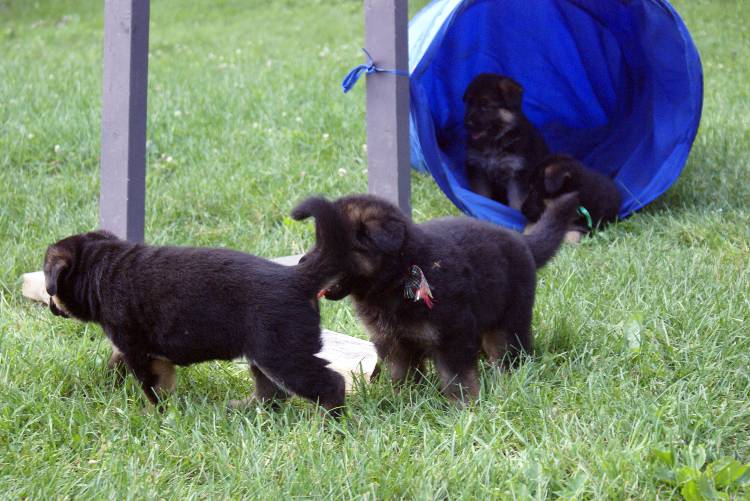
[408,0,703,230]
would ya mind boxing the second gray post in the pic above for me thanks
[99,0,150,242]
[364,0,411,217]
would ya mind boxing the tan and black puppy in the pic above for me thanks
[463,73,550,209]
[43,217,347,414]
[522,154,621,238]
[292,192,579,403]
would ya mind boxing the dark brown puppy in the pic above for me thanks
[43,217,347,413]
[522,154,621,232]
[292,192,579,403]
[463,73,550,209]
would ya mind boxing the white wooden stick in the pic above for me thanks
[22,271,49,304]
[271,253,303,266]
[319,329,377,391]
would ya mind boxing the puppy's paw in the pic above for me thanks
[143,396,169,414]
[321,404,346,420]
[228,396,258,409]
[229,395,283,412]
[369,361,383,383]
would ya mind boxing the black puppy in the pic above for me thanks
[292,192,579,402]
[522,154,621,236]
[463,73,550,209]
[43,217,347,413]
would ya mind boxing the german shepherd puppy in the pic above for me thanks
[463,73,550,209]
[291,192,579,402]
[43,218,347,413]
[522,154,621,234]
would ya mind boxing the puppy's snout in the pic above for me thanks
[49,300,69,318]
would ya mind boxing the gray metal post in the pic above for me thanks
[99,0,150,242]
[364,0,411,217]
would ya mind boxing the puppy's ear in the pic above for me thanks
[44,247,71,297]
[364,218,405,254]
[544,166,572,195]
[498,78,524,109]
[463,75,485,102]
[291,196,350,252]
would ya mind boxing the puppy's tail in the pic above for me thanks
[523,192,579,269]
[290,196,349,293]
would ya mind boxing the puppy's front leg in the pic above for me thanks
[481,329,508,364]
[466,163,494,199]
[433,329,480,404]
[120,354,160,406]
[109,344,167,408]
[105,327,170,406]
[374,339,425,387]
[369,360,382,382]
[229,363,290,409]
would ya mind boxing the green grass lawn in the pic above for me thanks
[1,0,748,498]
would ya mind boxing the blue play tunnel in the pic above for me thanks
[408,0,703,230]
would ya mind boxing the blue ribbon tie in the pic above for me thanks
[341,48,408,94]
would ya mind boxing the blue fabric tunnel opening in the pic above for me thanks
[408,0,703,230]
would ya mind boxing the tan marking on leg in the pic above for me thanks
[435,361,479,404]
[150,359,176,395]
[481,330,507,364]
[107,342,125,369]
[107,343,128,384]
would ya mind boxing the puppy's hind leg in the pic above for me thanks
[230,363,290,409]
[433,350,480,404]
[253,352,346,417]
[500,296,534,369]
[120,350,162,407]
[433,327,481,403]
[373,338,426,387]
